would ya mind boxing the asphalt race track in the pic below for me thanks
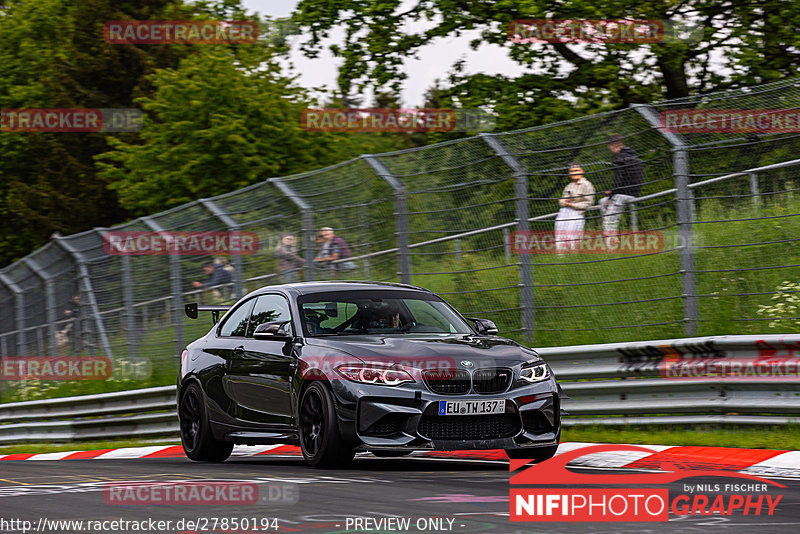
[1,454,799,534]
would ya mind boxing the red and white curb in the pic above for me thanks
[2,442,799,477]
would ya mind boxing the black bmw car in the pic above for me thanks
[178,281,563,467]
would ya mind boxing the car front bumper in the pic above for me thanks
[328,378,561,451]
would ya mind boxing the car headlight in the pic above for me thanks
[336,363,414,386]
[519,360,550,383]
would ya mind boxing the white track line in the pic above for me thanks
[231,445,283,456]
[93,445,176,459]
[27,451,81,461]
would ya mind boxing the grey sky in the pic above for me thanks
[240,0,520,106]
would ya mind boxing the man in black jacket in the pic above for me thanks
[599,133,644,235]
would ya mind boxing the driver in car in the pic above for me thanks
[354,300,403,330]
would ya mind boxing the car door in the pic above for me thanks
[203,297,256,418]
[227,293,296,426]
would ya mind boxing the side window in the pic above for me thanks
[247,294,293,337]
[219,299,254,337]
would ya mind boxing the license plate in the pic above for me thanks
[438,399,505,416]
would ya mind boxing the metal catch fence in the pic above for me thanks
[2,78,800,401]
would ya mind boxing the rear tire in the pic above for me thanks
[179,382,233,462]
[298,382,355,468]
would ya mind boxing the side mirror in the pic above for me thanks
[468,317,498,335]
[253,320,293,340]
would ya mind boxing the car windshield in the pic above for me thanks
[298,291,473,336]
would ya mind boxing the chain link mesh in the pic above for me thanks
[2,78,800,400]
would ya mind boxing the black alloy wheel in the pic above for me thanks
[179,382,233,462]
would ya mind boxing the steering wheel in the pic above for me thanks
[332,303,372,333]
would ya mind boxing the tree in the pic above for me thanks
[291,0,800,131]
[97,42,414,214]
[0,0,192,266]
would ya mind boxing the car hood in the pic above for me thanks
[303,334,540,368]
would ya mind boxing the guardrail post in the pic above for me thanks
[0,273,25,356]
[199,198,244,299]
[141,218,184,356]
[750,172,760,209]
[479,133,534,341]
[363,155,411,284]
[52,234,115,359]
[633,104,698,336]
[21,257,57,355]
[270,178,316,282]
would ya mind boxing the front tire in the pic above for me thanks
[298,382,354,468]
[506,429,561,461]
[179,382,233,462]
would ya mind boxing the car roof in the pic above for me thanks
[248,280,434,298]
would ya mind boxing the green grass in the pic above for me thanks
[563,424,800,450]
[0,439,180,455]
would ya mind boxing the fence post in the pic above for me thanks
[629,203,639,231]
[52,234,116,359]
[363,155,411,284]
[479,133,534,341]
[21,257,57,356]
[141,217,184,356]
[0,273,25,356]
[270,178,316,282]
[750,172,760,209]
[199,198,244,299]
[633,104,698,336]
[502,228,512,263]
[120,253,137,360]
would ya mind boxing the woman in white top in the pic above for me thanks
[554,163,595,253]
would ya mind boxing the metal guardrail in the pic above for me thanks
[0,386,176,443]
[1,335,799,443]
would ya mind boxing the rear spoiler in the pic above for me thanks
[185,303,231,323]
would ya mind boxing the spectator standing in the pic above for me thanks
[314,227,356,272]
[57,294,82,349]
[274,233,305,282]
[599,133,644,236]
[554,163,595,253]
[193,258,233,302]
